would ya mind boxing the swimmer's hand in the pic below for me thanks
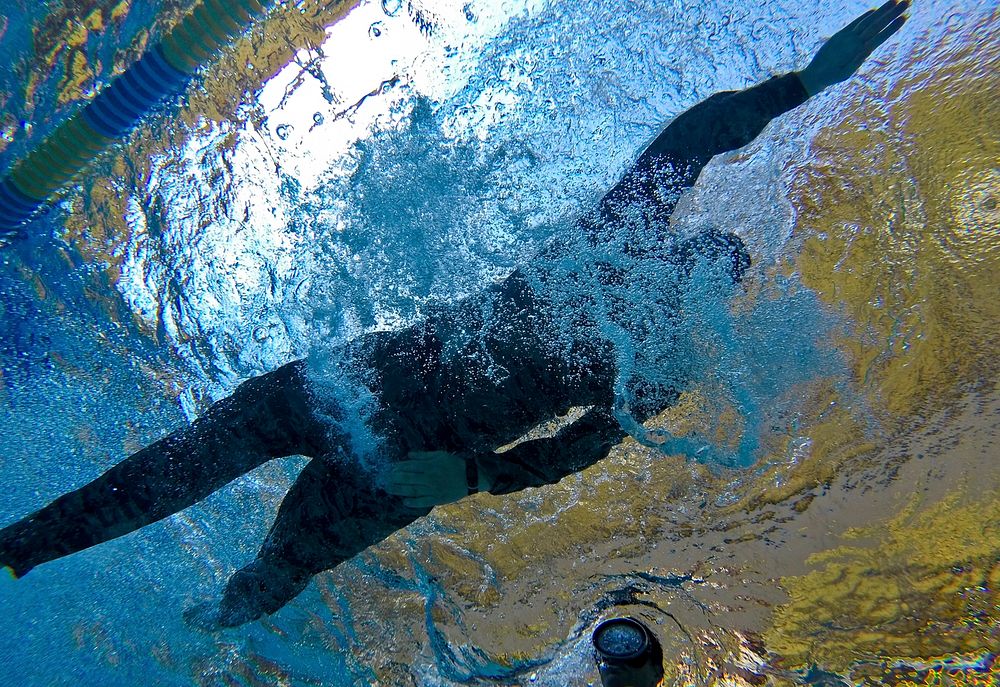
[798,0,909,97]
[386,451,481,508]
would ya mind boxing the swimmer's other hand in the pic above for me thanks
[798,0,909,97]
[385,451,472,508]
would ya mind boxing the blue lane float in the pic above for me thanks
[0,0,275,239]
[82,48,193,139]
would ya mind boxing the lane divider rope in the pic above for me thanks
[0,0,276,240]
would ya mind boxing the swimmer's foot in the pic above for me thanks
[0,534,32,579]
[0,557,31,579]
[182,592,264,632]
[183,599,225,632]
[184,560,310,630]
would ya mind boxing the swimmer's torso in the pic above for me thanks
[355,270,618,456]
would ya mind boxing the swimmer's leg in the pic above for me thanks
[210,455,423,627]
[0,360,330,577]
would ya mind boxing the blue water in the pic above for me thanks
[0,0,990,684]
[0,0,183,168]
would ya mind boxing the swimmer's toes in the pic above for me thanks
[217,568,269,627]
[0,542,26,579]
[0,523,40,579]
[183,600,225,632]
[1,560,32,579]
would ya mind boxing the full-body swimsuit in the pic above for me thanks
[0,73,810,626]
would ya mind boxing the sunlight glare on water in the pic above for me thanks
[0,0,996,684]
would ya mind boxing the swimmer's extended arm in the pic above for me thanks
[593,75,808,231]
[592,0,909,235]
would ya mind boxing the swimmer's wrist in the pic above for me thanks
[795,68,824,98]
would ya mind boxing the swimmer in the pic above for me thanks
[0,1,909,627]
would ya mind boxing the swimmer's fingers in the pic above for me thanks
[403,450,462,465]
[384,470,442,494]
[857,0,909,56]
[385,475,448,507]
[387,463,439,481]
[384,481,434,497]
[838,0,909,60]
[846,8,877,32]
[856,0,909,41]
[865,15,907,53]
[391,450,464,478]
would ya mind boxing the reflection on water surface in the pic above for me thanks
[0,0,997,685]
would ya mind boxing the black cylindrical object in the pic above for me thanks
[592,617,664,687]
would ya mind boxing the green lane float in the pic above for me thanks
[0,0,275,239]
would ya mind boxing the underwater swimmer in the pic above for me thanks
[0,1,908,627]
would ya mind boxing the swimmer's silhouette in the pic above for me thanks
[0,2,908,627]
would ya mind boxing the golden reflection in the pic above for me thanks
[306,15,1000,685]
[766,489,1000,673]
[793,26,1000,418]
[762,13,1000,680]
[6,1,997,684]
[946,168,999,267]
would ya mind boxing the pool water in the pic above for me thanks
[0,0,997,685]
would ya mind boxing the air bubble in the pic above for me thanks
[275,124,292,141]
[381,0,402,17]
[313,112,325,126]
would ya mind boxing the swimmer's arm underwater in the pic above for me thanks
[592,0,909,235]
[587,76,810,239]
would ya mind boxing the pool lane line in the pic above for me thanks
[0,0,276,242]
